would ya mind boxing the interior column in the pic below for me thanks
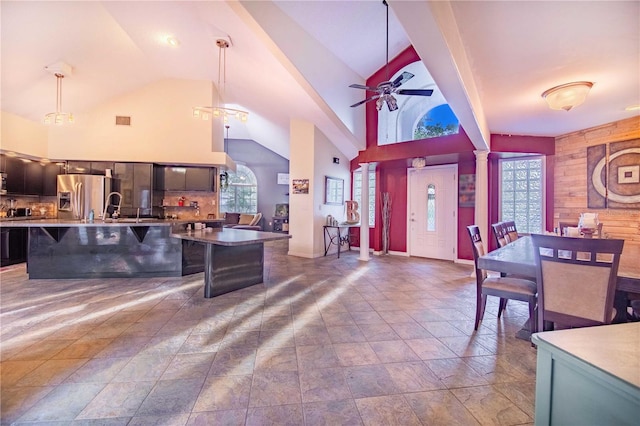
[474,150,489,244]
[359,162,370,261]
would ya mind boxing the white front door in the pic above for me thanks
[408,165,457,260]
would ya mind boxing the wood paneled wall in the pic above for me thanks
[554,116,640,241]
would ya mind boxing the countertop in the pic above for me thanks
[172,228,291,246]
[532,322,640,388]
[0,218,225,227]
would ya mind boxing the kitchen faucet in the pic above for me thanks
[102,192,122,221]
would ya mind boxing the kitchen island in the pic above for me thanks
[172,229,292,297]
[5,218,225,279]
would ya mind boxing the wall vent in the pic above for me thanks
[115,116,131,126]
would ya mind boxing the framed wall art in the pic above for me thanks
[458,174,476,207]
[587,138,640,209]
[292,179,309,194]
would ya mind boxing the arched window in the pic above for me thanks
[414,104,459,139]
[220,164,258,213]
[377,61,459,145]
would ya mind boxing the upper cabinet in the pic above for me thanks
[113,163,156,212]
[0,155,63,196]
[67,161,114,175]
[4,157,26,194]
[156,166,216,192]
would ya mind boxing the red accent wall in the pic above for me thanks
[350,47,557,259]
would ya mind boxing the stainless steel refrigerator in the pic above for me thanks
[57,175,112,220]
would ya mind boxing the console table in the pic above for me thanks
[323,224,358,258]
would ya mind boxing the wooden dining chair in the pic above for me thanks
[467,225,537,331]
[531,234,624,332]
[503,220,519,242]
[491,222,509,248]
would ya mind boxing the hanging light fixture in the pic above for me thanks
[541,81,593,111]
[193,38,249,123]
[43,63,74,125]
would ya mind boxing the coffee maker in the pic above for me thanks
[7,198,17,218]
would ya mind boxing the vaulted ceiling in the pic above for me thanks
[2,1,638,160]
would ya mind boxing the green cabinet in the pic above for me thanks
[532,323,640,426]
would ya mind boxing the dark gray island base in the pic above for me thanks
[172,229,291,298]
[8,219,225,279]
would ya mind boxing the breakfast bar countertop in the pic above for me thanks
[0,218,225,227]
[172,228,291,247]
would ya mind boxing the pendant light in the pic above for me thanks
[193,38,249,122]
[43,62,74,125]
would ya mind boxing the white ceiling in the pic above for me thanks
[2,1,639,160]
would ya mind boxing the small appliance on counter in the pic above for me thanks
[6,198,17,218]
[0,172,7,195]
[16,207,32,217]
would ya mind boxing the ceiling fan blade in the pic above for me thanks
[392,72,414,88]
[349,83,379,91]
[396,89,434,96]
[350,94,381,108]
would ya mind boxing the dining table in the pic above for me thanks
[478,235,640,337]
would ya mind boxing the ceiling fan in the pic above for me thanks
[349,0,433,111]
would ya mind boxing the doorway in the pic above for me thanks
[407,164,457,260]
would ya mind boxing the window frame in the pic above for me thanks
[498,155,546,234]
[219,164,258,214]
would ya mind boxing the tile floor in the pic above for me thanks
[1,241,537,425]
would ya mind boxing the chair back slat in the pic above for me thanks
[492,222,509,247]
[504,221,519,242]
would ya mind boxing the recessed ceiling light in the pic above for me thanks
[625,105,640,111]
[166,36,180,47]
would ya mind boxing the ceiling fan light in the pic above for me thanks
[542,81,593,111]
[376,97,384,111]
[386,95,398,111]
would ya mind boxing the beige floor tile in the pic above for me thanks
[355,395,421,426]
[405,389,481,425]
[303,399,363,425]
[193,374,252,412]
[333,342,380,366]
[451,385,532,425]
[249,371,301,407]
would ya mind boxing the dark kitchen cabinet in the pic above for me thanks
[90,162,114,175]
[5,157,25,194]
[42,163,64,196]
[186,167,215,191]
[0,227,28,266]
[113,162,157,216]
[24,161,44,195]
[157,166,215,191]
[66,161,113,175]
[162,166,187,191]
[66,161,92,174]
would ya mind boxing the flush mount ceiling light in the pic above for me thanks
[193,38,248,123]
[541,81,593,111]
[43,62,74,125]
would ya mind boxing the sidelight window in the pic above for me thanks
[427,184,436,231]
